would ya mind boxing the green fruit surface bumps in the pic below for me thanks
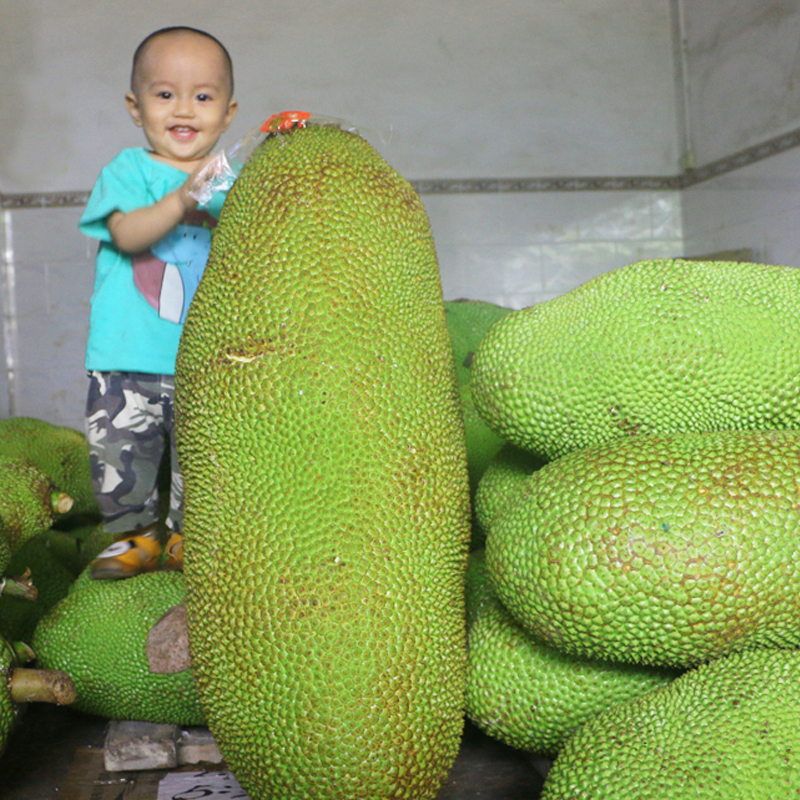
[443,300,512,497]
[473,443,544,543]
[0,417,98,517]
[471,259,800,460]
[541,648,800,800]
[444,299,512,388]
[467,598,674,757]
[0,455,69,553]
[465,551,676,756]
[175,125,470,799]
[488,429,800,668]
[0,534,76,643]
[32,570,203,725]
[0,638,19,755]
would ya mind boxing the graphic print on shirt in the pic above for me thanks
[132,209,218,324]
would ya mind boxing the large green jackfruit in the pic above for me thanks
[488,429,800,668]
[465,551,676,756]
[0,418,99,519]
[32,570,203,725]
[175,124,471,799]
[0,455,72,557]
[471,259,800,461]
[541,648,800,799]
[443,299,512,503]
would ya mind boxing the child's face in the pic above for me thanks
[126,32,238,169]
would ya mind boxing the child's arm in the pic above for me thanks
[106,159,214,254]
[107,186,192,254]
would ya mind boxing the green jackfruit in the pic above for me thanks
[471,259,800,461]
[488,429,800,668]
[0,418,99,518]
[0,537,10,577]
[0,638,20,753]
[472,443,544,545]
[75,522,116,571]
[541,648,800,799]
[175,124,471,799]
[0,456,72,555]
[444,299,512,498]
[444,299,513,388]
[32,570,203,725]
[0,534,76,643]
[465,551,676,756]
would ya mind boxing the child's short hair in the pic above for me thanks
[131,26,234,95]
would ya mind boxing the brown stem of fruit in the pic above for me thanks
[9,668,77,705]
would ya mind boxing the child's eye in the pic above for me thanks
[157,91,173,100]
[196,93,212,102]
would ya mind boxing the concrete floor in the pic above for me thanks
[1,705,547,799]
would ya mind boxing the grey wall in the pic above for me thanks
[679,0,800,266]
[680,0,800,165]
[0,0,679,193]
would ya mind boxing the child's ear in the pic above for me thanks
[125,92,144,127]
[223,99,239,130]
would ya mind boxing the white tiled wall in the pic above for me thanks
[0,0,679,194]
[1,207,94,431]
[682,147,800,268]
[425,190,683,309]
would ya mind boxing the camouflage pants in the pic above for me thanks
[85,371,183,534]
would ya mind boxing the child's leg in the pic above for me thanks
[85,370,172,535]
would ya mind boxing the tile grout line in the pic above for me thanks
[3,125,800,208]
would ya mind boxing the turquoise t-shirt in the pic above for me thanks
[80,148,227,374]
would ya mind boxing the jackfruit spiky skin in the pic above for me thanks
[465,551,677,756]
[488,429,800,669]
[472,443,544,545]
[75,523,116,571]
[0,637,20,756]
[0,534,76,644]
[0,418,99,518]
[444,299,513,389]
[0,455,71,555]
[541,648,800,799]
[175,125,471,799]
[0,537,10,576]
[444,300,511,499]
[471,259,800,461]
[32,570,203,725]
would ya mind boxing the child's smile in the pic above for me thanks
[125,32,237,171]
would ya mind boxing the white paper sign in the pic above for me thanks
[157,770,250,800]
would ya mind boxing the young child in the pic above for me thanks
[79,26,238,578]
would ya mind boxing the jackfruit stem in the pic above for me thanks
[51,492,73,515]
[11,641,35,664]
[0,570,38,601]
[9,668,76,705]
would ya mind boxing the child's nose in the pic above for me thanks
[174,97,194,116]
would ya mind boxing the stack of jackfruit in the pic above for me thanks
[0,417,97,756]
[0,417,203,764]
[466,258,800,798]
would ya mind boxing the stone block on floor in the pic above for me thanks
[104,720,179,772]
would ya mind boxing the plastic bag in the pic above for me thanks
[188,111,359,205]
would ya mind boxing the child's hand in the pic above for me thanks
[181,154,229,209]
